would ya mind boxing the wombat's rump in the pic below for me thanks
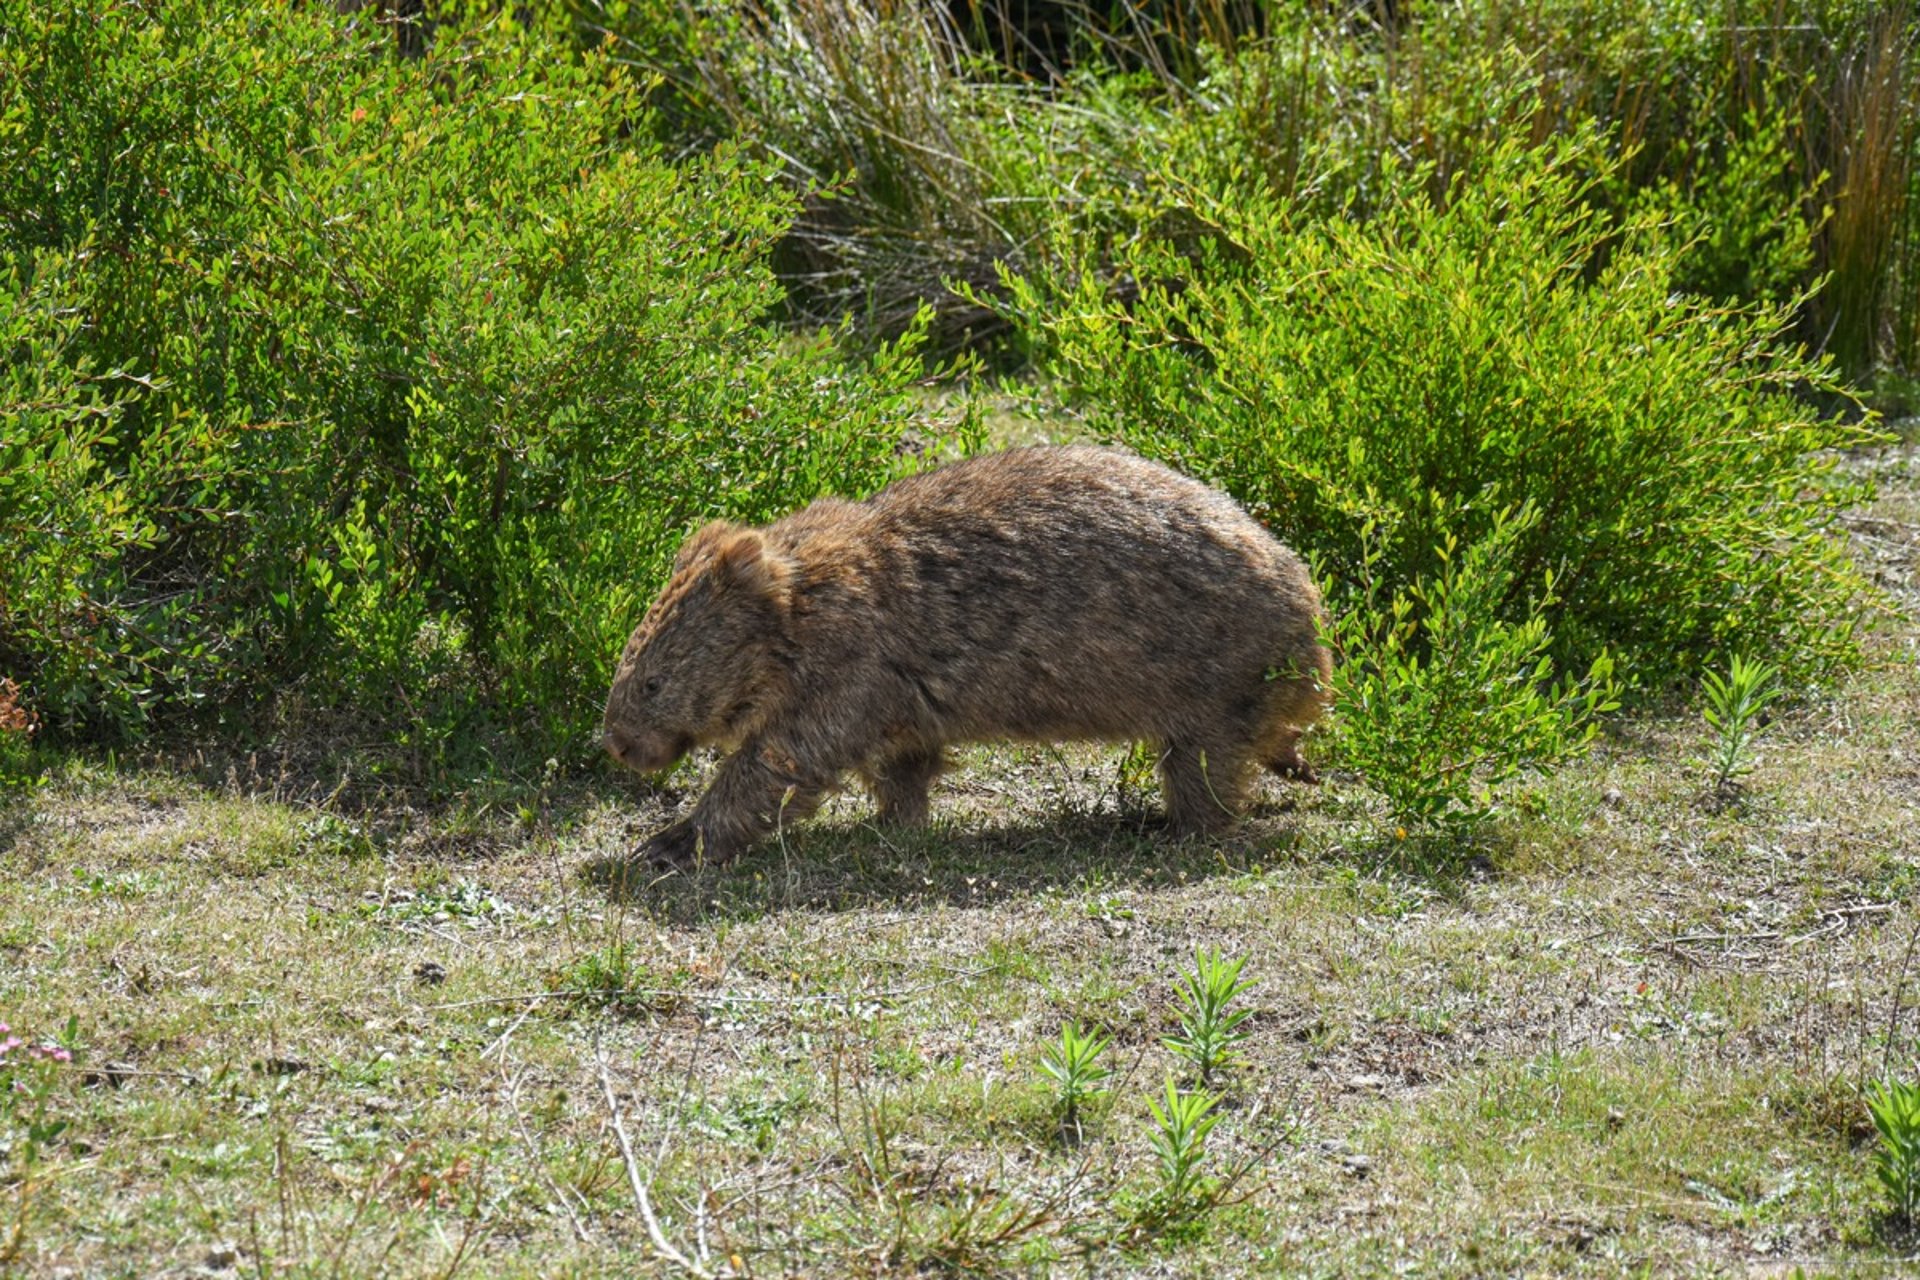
[602,445,1330,868]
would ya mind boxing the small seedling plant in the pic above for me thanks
[1163,949,1256,1087]
[1038,1021,1111,1142]
[1144,1075,1222,1219]
[1870,1079,1920,1223]
[1702,654,1782,796]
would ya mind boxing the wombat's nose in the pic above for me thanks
[604,728,634,764]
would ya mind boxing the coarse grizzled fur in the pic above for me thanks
[602,445,1331,868]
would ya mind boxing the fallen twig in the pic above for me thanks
[479,1003,537,1061]
[1662,902,1896,952]
[596,1052,716,1279]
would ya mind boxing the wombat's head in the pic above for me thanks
[602,521,793,775]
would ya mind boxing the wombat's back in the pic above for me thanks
[780,445,1325,748]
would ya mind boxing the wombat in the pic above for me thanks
[602,445,1330,868]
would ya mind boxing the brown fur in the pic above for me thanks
[603,446,1331,868]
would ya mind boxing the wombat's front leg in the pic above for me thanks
[638,743,834,869]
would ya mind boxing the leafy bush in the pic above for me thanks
[1162,2,1918,375]
[1013,137,1878,679]
[0,677,39,801]
[588,0,1919,373]
[0,1,930,756]
[1620,108,1817,309]
[1326,505,1617,829]
[0,255,156,733]
[1005,137,1874,820]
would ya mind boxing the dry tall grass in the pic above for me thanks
[581,0,1918,371]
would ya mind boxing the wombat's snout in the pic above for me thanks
[603,725,686,775]
[603,727,637,767]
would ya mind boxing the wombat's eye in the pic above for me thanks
[643,675,664,696]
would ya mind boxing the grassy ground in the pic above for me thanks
[2,441,1918,1278]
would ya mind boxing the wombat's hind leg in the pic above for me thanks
[864,745,944,828]
[1158,740,1251,837]
[1258,666,1329,786]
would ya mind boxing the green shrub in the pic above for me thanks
[1621,107,1818,309]
[1004,137,1875,818]
[0,1,930,756]
[0,677,38,801]
[0,251,158,733]
[1141,2,1918,375]
[589,1,1918,372]
[0,253,130,729]
[1325,505,1617,829]
[1012,136,1878,680]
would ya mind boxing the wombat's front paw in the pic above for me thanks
[638,821,710,870]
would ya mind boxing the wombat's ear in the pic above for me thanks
[674,519,737,573]
[711,529,792,608]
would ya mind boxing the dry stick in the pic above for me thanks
[434,1164,488,1280]
[479,1002,537,1061]
[245,1210,269,1280]
[595,1052,715,1280]
[666,1011,715,1273]
[1664,929,1783,947]
[274,1133,294,1274]
[75,1063,204,1083]
[1663,901,1896,949]
[694,1191,712,1276]
[1208,1079,1310,1211]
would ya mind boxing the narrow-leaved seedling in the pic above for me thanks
[1702,654,1781,795]
[1038,1021,1111,1141]
[1164,948,1256,1086]
[1145,1075,1221,1214]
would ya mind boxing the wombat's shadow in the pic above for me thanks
[578,793,1491,925]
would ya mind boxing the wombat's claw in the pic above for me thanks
[1272,757,1320,785]
[638,822,704,871]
